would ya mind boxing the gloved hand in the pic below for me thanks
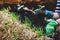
[45,10,54,18]
[34,9,54,18]
[46,19,58,36]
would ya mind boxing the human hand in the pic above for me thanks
[56,19,60,24]
[53,12,59,19]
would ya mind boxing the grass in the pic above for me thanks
[0,8,52,40]
[10,12,19,22]
[23,16,44,37]
[0,8,42,40]
[36,28,44,36]
[38,5,45,10]
[24,16,32,27]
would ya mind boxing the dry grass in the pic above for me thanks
[0,9,54,40]
[0,9,43,40]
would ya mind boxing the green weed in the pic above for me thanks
[24,16,32,27]
[36,28,43,36]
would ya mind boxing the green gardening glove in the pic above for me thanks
[46,19,58,36]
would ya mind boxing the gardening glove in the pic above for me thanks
[46,19,58,36]
[34,9,54,18]
[45,10,54,18]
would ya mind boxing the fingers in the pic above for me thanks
[56,19,60,24]
[53,12,59,19]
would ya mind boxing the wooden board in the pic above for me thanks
[0,0,21,4]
